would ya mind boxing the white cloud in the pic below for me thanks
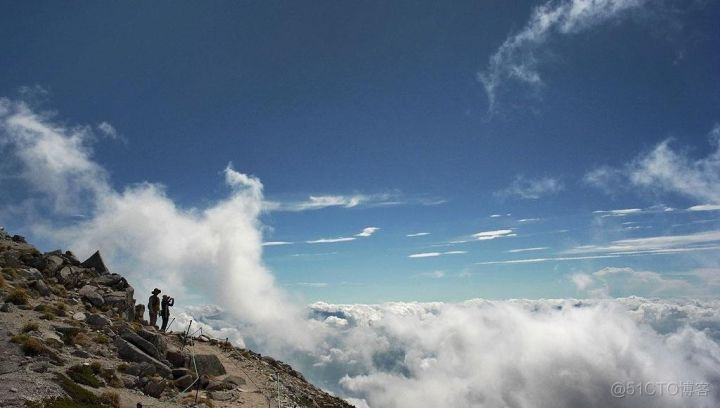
[355,227,380,237]
[495,176,563,200]
[307,237,357,244]
[408,251,468,258]
[265,193,398,212]
[296,282,329,288]
[517,218,540,222]
[478,254,621,265]
[573,267,698,297]
[306,298,720,407]
[587,128,720,204]
[262,241,293,246]
[0,97,322,352]
[420,271,446,279]
[406,232,431,237]
[688,204,720,212]
[566,230,720,254]
[507,247,549,253]
[489,214,502,218]
[592,208,643,217]
[478,0,651,110]
[472,229,516,240]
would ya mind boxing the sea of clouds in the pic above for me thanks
[2,94,720,407]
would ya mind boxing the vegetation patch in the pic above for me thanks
[67,364,102,388]
[7,288,29,305]
[22,322,39,333]
[26,373,109,408]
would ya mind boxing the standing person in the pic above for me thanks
[160,294,174,332]
[148,288,161,328]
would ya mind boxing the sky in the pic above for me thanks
[1,0,720,305]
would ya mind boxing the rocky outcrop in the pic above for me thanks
[192,354,227,377]
[80,250,109,274]
[114,337,172,378]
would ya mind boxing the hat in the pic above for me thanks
[152,288,161,294]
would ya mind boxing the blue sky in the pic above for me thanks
[1,0,719,303]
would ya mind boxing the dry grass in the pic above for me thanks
[6,288,29,305]
[22,322,39,333]
[100,391,120,408]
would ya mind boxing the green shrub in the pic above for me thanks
[41,311,56,320]
[116,363,128,373]
[89,361,102,374]
[10,333,29,344]
[25,373,108,408]
[6,288,29,305]
[66,364,102,388]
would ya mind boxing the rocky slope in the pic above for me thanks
[0,228,354,408]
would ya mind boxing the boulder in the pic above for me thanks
[138,329,168,356]
[64,251,81,266]
[79,285,104,307]
[72,312,86,321]
[166,349,188,368]
[134,304,146,322]
[222,375,247,386]
[114,337,171,377]
[174,374,195,390]
[192,354,226,377]
[53,325,82,337]
[39,330,64,348]
[86,314,112,328]
[207,381,233,391]
[125,362,156,377]
[31,279,50,296]
[20,268,43,280]
[57,266,78,287]
[121,329,164,361]
[144,378,166,398]
[172,367,191,379]
[209,391,233,401]
[1,302,16,313]
[81,250,109,274]
[44,255,64,274]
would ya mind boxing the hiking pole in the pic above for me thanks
[165,317,175,333]
[182,320,192,349]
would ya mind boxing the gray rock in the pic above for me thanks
[174,374,195,390]
[53,324,82,337]
[121,329,164,361]
[166,349,188,368]
[44,255,64,274]
[138,329,167,356]
[222,375,247,386]
[144,378,166,398]
[21,268,43,280]
[86,313,112,328]
[1,302,16,313]
[81,250,109,274]
[31,279,50,296]
[79,285,104,307]
[126,362,156,377]
[39,330,64,348]
[193,354,226,377]
[207,381,233,391]
[72,312,87,321]
[114,337,171,378]
[172,367,191,379]
[209,391,233,401]
[72,349,91,358]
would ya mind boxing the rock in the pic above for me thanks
[64,251,81,266]
[125,362,156,377]
[175,374,197,390]
[39,330,64,348]
[73,312,86,321]
[222,375,247,386]
[1,302,16,313]
[31,361,49,373]
[120,374,136,389]
[11,235,26,243]
[121,329,164,361]
[172,367,191,379]
[193,354,226,377]
[21,268,43,280]
[138,329,167,356]
[166,349,188,368]
[0,361,21,375]
[209,391,233,401]
[81,250,109,274]
[134,304,146,322]
[198,374,210,389]
[207,381,234,391]
[53,324,82,337]
[44,255,64,274]
[79,285,104,307]
[87,313,112,328]
[57,266,79,287]
[114,337,171,378]
[31,279,50,296]
[144,378,166,398]
[72,349,91,358]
